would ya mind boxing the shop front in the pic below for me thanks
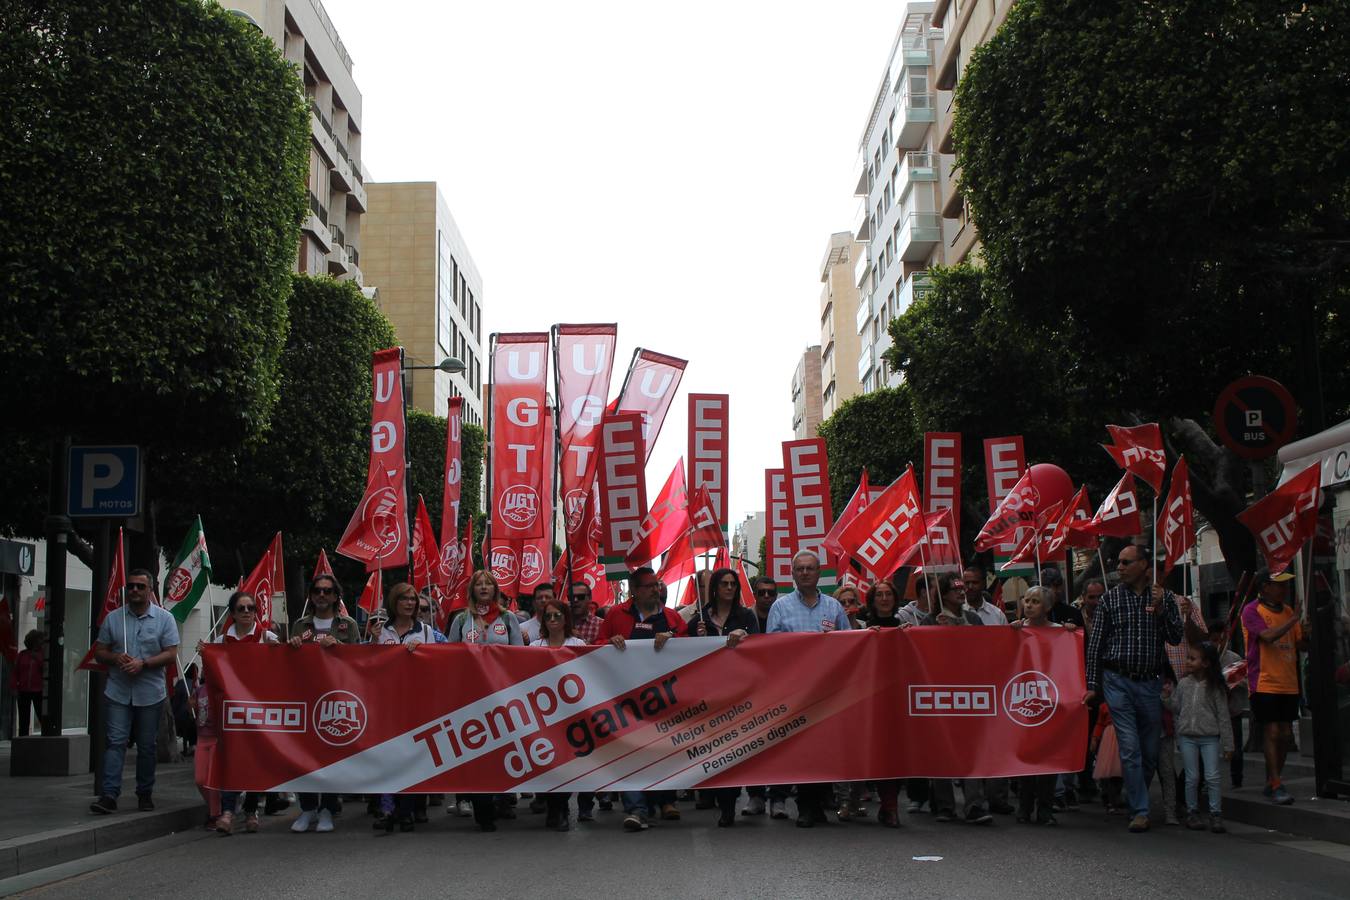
[1276,418,1350,797]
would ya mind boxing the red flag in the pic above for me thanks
[898,506,962,574]
[411,495,439,596]
[437,517,473,627]
[1086,472,1143,539]
[491,333,549,540]
[923,432,963,540]
[267,532,285,627]
[782,439,835,581]
[974,469,1039,553]
[736,558,756,608]
[1060,487,1098,549]
[1237,464,1321,574]
[337,348,409,569]
[764,469,791,585]
[239,543,277,630]
[441,397,464,546]
[626,459,689,568]
[555,325,618,584]
[838,467,925,579]
[1157,457,1195,577]
[1000,501,1064,573]
[982,436,1028,562]
[357,570,383,616]
[1103,423,1167,493]
[615,348,687,463]
[597,412,648,580]
[823,469,870,575]
[78,527,126,671]
[314,549,333,578]
[687,394,729,528]
[656,487,724,584]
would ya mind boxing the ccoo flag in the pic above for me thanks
[165,516,213,623]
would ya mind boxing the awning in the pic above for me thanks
[1276,418,1350,487]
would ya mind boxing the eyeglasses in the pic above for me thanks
[126,583,149,592]
[235,605,256,613]
[755,589,776,597]
[311,586,335,596]
[544,612,564,621]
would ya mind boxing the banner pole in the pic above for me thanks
[485,334,498,556]
[550,326,568,587]
[1151,495,1159,586]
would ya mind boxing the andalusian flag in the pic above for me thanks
[165,516,212,623]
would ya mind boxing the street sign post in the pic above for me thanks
[67,446,141,518]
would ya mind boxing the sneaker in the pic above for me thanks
[1036,814,1058,827]
[906,800,923,814]
[743,797,766,816]
[836,805,853,821]
[137,794,155,812]
[769,800,788,820]
[598,796,614,812]
[291,810,316,833]
[1272,786,1295,806]
[457,800,473,817]
[577,810,595,822]
[1186,813,1205,830]
[316,809,335,833]
[90,795,117,815]
[935,810,956,823]
[852,804,868,818]
[244,814,259,833]
[216,811,234,834]
[1261,784,1275,799]
[623,813,648,832]
[1210,814,1226,834]
[1052,797,1067,812]
[965,807,994,825]
[717,811,735,828]
[1128,814,1149,833]
[660,803,681,821]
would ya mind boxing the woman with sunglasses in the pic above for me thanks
[864,578,906,827]
[206,591,275,834]
[527,596,584,830]
[689,566,757,826]
[287,575,359,833]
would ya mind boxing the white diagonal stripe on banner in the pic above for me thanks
[266,640,724,794]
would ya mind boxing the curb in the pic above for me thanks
[0,802,205,879]
[1223,782,1350,846]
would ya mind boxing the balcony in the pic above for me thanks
[331,153,354,192]
[896,271,934,316]
[857,344,874,383]
[895,90,937,150]
[327,241,350,276]
[309,111,338,166]
[347,177,368,214]
[855,290,873,335]
[346,245,359,267]
[854,165,870,197]
[854,249,871,289]
[900,31,934,68]
[854,201,872,242]
[897,212,943,261]
[898,151,938,199]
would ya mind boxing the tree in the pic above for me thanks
[0,0,308,448]
[944,0,1350,576]
[407,409,485,537]
[817,387,921,515]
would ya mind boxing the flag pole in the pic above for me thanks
[1151,495,1159,586]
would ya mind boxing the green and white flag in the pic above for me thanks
[165,516,212,623]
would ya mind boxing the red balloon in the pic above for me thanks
[1027,463,1074,512]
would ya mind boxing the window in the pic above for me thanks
[437,232,455,355]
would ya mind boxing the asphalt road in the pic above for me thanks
[19,794,1350,900]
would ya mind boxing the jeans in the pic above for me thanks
[1101,670,1162,818]
[929,778,986,817]
[16,692,41,737]
[103,699,162,799]
[1179,734,1222,814]
[621,790,674,815]
[1018,774,1056,821]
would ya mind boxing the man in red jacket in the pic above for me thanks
[596,566,687,831]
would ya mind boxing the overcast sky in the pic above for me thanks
[322,0,902,529]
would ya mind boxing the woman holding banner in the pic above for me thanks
[448,570,525,832]
[864,578,904,827]
[528,596,583,830]
[368,583,432,833]
[207,591,272,834]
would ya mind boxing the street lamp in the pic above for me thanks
[403,357,466,375]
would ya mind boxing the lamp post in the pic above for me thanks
[403,357,466,375]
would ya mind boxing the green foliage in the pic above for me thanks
[407,410,485,535]
[951,0,1350,432]
[756,535,767,576]
[817,387,920,515]
[154,276,396,587]
[0,0,309,447]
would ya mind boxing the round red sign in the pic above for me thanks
[1213,375,1298,460]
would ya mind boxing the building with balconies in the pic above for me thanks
[792,345,823,439]
[361,182,485,427]
[852,1,950,394]
[820,232,865,420]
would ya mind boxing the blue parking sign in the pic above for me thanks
[68,445,141,518]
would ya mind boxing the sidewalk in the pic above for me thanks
[1223,752,1350,844]
[0,742,205,880]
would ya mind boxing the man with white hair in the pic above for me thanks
[766,550,852,827]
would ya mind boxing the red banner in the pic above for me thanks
[839,467,925,579]
[439,518,473,627]
[597,413,647,580]
[516,408,556,597]
[782,439,835,586]
[357,570,383,616]
[441,397,464,548]
[923,432,962,541]
[687,394,729,530]
[1086,472,1143,539]
[410,496,439,597]
[982,436,1027,568]
[1102,423,1167,493]
[555,325,617,567]
[203,628,1085,792]
[627,459,688,569]
[491,333,549,540]
[615,349,687,463]
[1157,457,1194,578]
[764,469,791,587]
[337,348,408,570]
[240,539,277,629]
[1237,463,1321,575]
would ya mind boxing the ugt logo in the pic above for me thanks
[1002,670,1059,727]
[499,485,539,529]
[314,690,366,746]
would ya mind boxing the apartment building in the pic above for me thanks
[935,0,1015,264]
[819,232,865,420]
[732,513,766,566]
[229,0,370,284]
[852,2,947,393]
[361,183,485,427]
[792,345,824,439]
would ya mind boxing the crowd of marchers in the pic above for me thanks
[79,545,1303,838]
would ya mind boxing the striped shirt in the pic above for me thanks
[1085,584,1183,691]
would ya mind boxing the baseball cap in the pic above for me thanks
[1254,568,1295,587]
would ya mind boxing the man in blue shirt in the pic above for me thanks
[766,551,851,827]
[90,568,180,815]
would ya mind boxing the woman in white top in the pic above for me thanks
[369,583,425,834]
[528,596,582,830]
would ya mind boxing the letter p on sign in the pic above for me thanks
[68,445,140,518]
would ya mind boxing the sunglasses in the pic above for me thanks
[311,586,336,595]
[755,589,776,597]
[235,605,256,613]
[544,612,564,621]
[126,583,149,591]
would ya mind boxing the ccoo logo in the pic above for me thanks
[314,690,366,746]
[1002,670,1059,727]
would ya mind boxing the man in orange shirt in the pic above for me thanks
[1241,569,1306,806]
